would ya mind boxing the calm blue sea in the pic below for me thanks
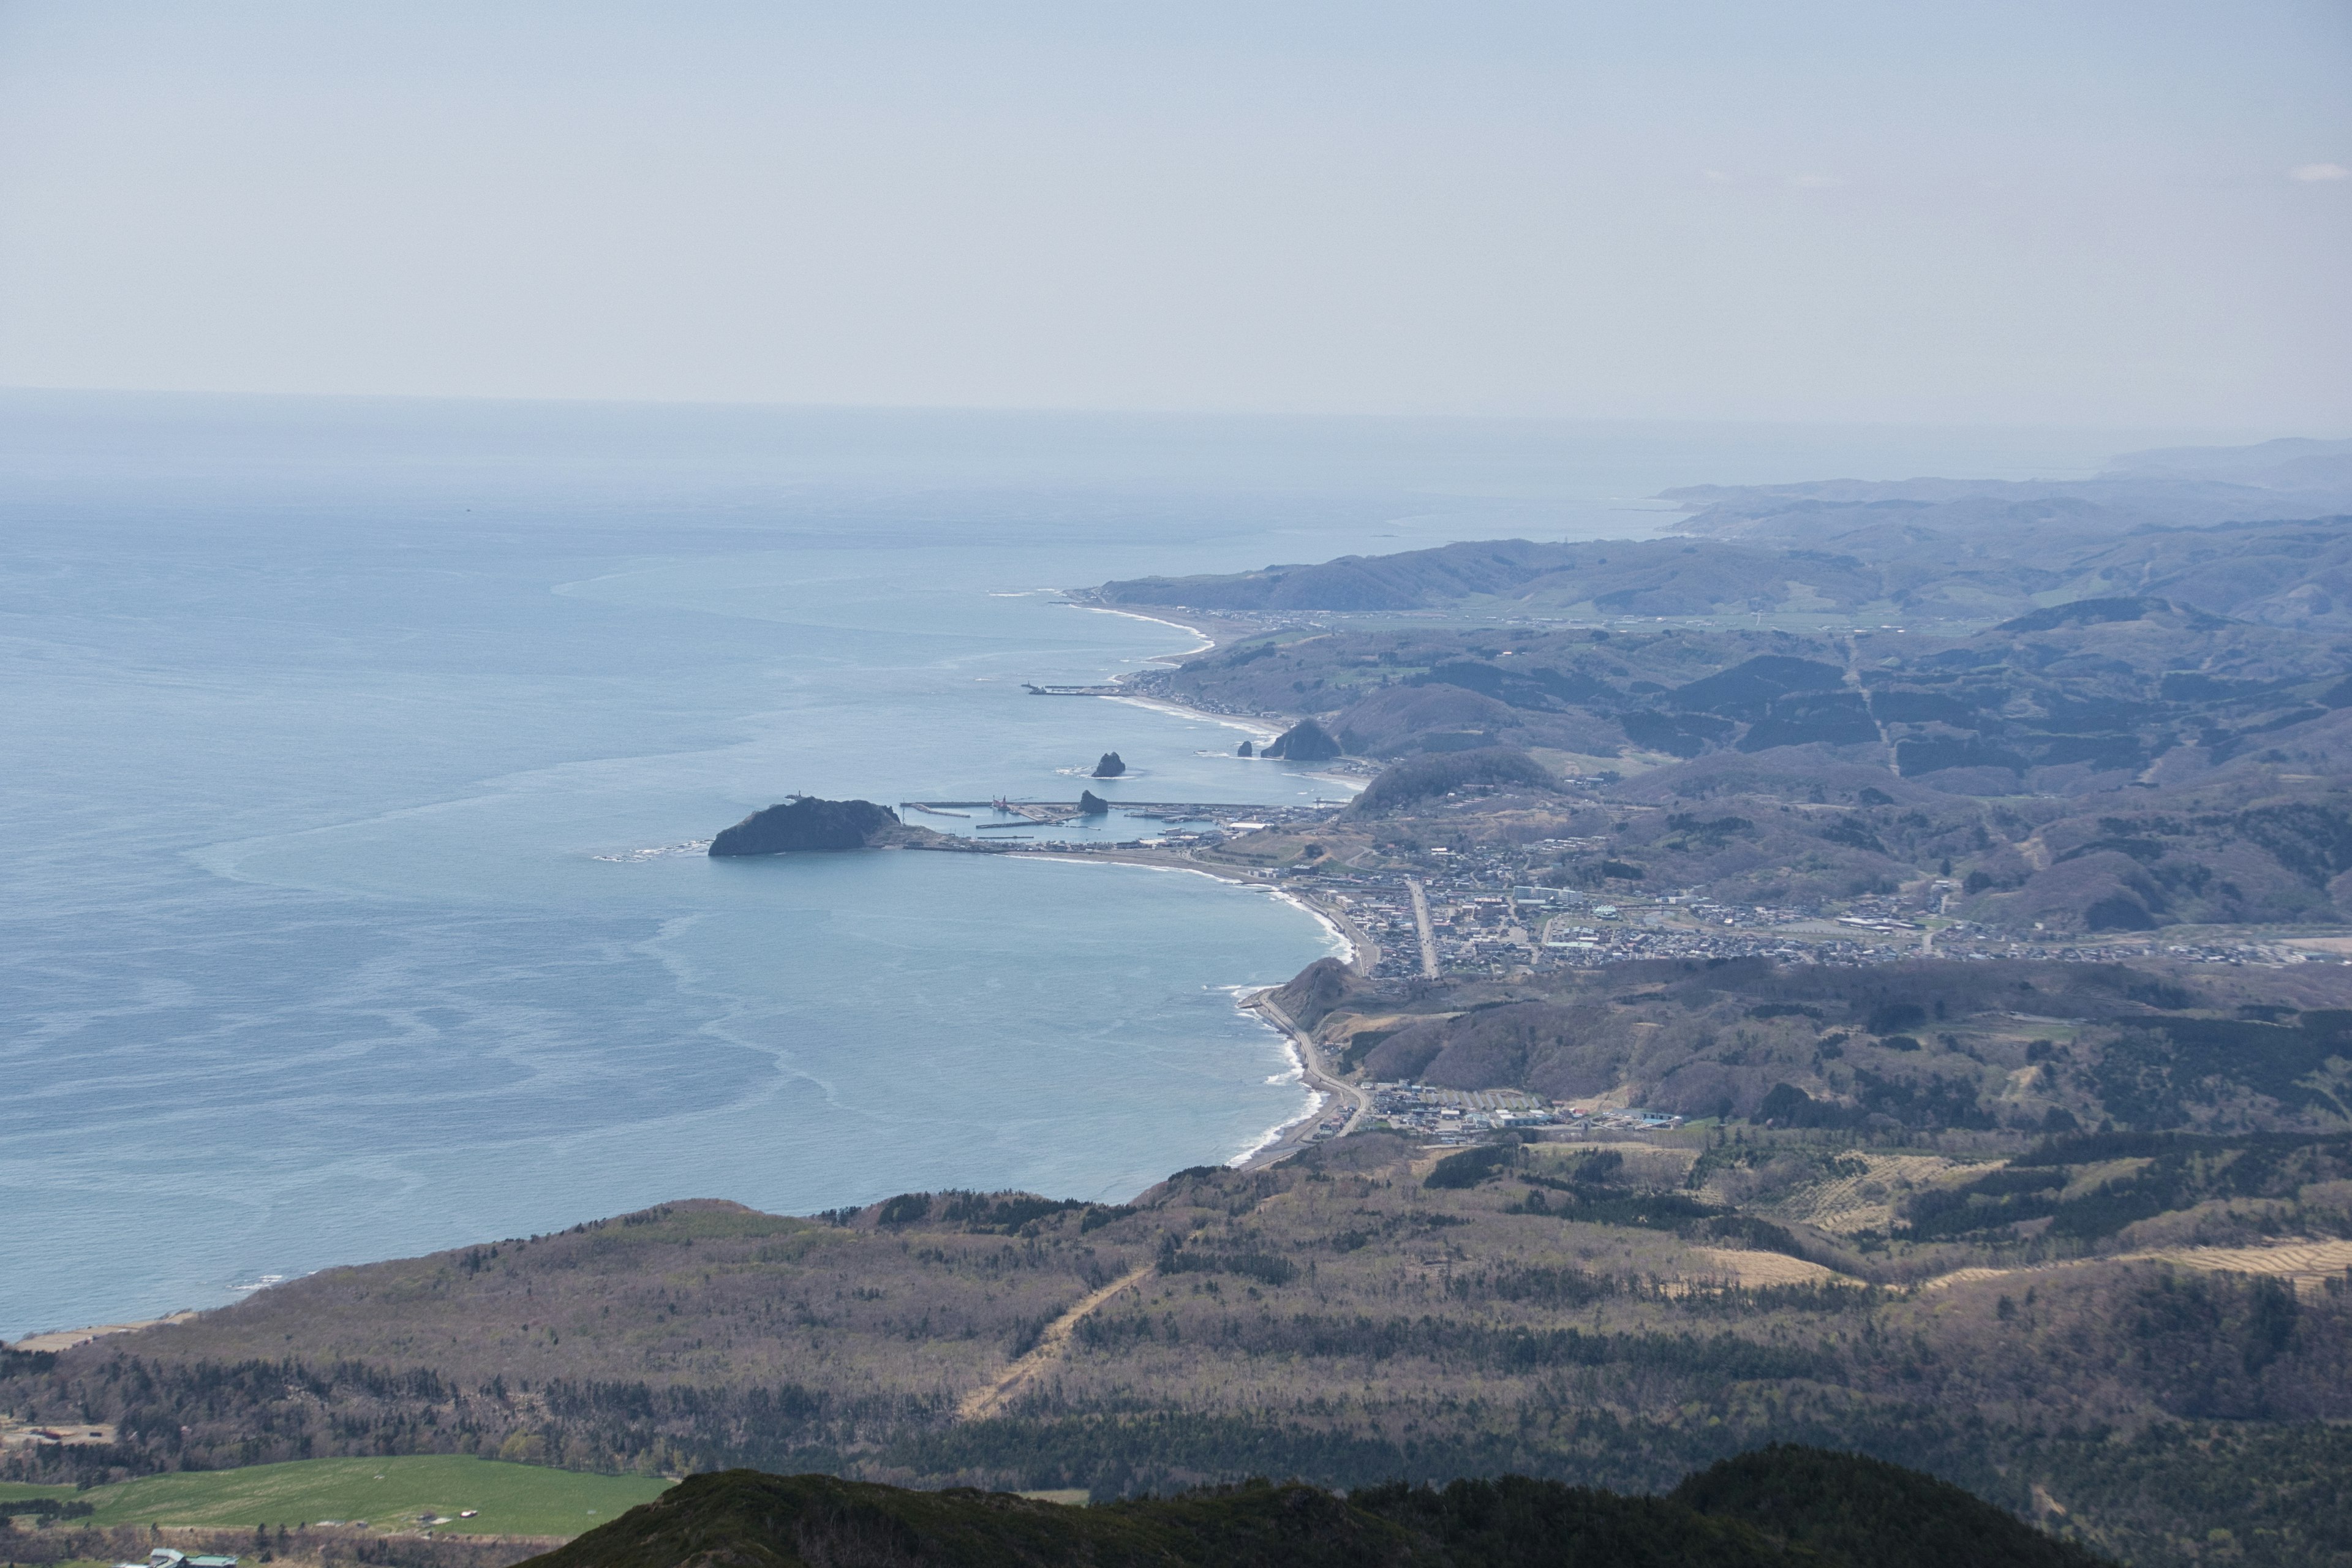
[0,393,2164,1336]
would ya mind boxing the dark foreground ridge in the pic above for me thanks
[710,797,908,855]
[523,1448,2106,1568]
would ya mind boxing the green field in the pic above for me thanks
[51,1457,669,1537]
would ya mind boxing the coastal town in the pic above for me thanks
[937,801,2332,978]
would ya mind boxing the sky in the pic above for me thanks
[0,1,2346,430]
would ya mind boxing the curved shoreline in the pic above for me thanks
[1017,598,1382,1172]
[1068,598,1305,747]
[1006,848,1367,969]
[1234,989,1372,1169]
[1077,604,1218,658]
[1003,845,1375,1168]
[1103,692,1284,744]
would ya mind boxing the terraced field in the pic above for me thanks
[1921,1237,2352,1297]
[1766,1153,1977,1235]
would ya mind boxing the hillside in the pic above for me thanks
[1104,586,2352,934]
[1285,953,2352,1133]
[7,1133,2351,1564]
[518,1449,2106,1568]
[1118,606,2352,802]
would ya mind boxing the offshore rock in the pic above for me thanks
[1262,718,1342,761]
[1093,751,1127,777]
[709,797,904,856]
[1079,790,1112,814]
[1237,739,1255,756]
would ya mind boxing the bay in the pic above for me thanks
[0,393,2163,1336]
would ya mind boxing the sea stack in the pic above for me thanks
[709,797,903,855]
[1261,718,1341,761]
[1093,751,1126,778]
[1237,739,1255,757]
[1079,790,1111,814]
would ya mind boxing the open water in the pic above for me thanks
[0,393,2161,1336]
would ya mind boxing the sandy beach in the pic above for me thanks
[1077,604,1219,659]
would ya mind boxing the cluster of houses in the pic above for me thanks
[1367,1083,1559,1142]
[1365,1082,1691,1144]
[135,1550,239,1568]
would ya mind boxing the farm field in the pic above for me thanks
[64,1457,669,1537]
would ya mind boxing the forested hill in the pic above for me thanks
[9,1139,2352,1566]
[522,1448,2107,1568]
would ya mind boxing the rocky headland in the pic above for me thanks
[709,797,949,856]
[1261,717,1342,760]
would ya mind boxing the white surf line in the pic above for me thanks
[1266,886,1362,968]
[1227,1085,1329,1167]
[1226,998,1327,1169]
[1063,603,1332,755]
[995,852,1346,1166]
[1077,604,1218,658]
[1005,853,1358,968]
[1102,692,1285,745]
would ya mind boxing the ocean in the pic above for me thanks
[0,392,2163,1337]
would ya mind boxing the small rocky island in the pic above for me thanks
[1259,718,1342,761]
[709,797,938,856]
[1092,751,1126,777]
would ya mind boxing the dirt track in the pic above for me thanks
[957,1264,1155,1421]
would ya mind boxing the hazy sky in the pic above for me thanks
[1,1,2346,429]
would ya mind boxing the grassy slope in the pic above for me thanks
[69,1457,666,1536]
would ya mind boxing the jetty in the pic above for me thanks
[900,799,1340,827]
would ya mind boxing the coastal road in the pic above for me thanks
[1314,899,1382,978]
[1408,878,1440,978]
[1250,992,1373,1151]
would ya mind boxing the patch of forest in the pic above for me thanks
[6,1133,2352,1566]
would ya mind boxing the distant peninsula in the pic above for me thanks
[709,797,937,856]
